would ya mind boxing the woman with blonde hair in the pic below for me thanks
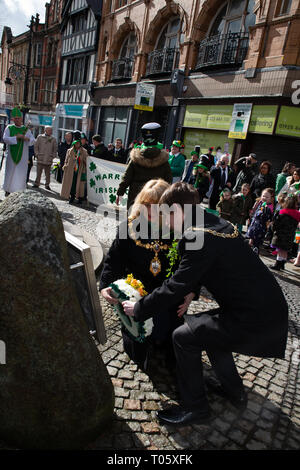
[100,179,195,370]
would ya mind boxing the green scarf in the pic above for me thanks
[8,125,28,164]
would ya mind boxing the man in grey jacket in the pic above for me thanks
[33,126,57,190]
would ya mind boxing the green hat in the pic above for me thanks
[72,140,81,146]
[172,140,183,148]
[191,151,198,156]
[11,107,22,118]
[196,163,208,171]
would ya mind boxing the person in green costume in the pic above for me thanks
[168,140,186,183]
[2,107,35,196]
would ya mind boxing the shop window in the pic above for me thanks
[275,0,292,16]
[100,107,129,146]
[146,17,181,76]
[196,0,256,70]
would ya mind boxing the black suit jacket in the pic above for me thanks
[134,212,288,359]
[210,166,235,198]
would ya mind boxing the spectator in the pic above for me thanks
[116,123,172,209]
[209,154,235,210]
[2,107,35,196]
[232,183,253,233]
[271,193,300,271]
[181,151,199,184]
[107,138,127,164]
[216,188,234,222]
[33,126,57,191]
[250,160,275,199]
[26,143,35,184]
[168,140,186,182]
[215,146,223,164]
[60,139,88,204]
[233,153,259,193]
[194,163,210,203]
[91,135,109,159]
[275,162,296,196]
[57,131,73,182]
[281,167,300,195]
[80,133,92,155]
[246,187,275,254]
[204,147,215,170]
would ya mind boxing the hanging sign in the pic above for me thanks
[228,103,253,139]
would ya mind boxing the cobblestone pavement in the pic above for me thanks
[0,160,299,450]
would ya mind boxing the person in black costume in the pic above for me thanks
[100,179,197,370]
[123,182,288,426]
[57,131,73,182]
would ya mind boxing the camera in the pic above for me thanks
[220,161,226,166]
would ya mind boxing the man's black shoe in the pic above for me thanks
[157,405,211,426]
[205,376,248,410]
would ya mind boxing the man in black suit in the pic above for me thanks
[181,151,199,184]
[123,183,288,426]
[209,154,235,210]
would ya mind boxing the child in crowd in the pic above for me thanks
[246,187,275,254]
[271,193,300,270]
[194,164,210,202]
[216,188,234,222]
[232,183,253,233]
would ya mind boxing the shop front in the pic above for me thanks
[181,103,299,173]
[54,103,89,143]
[25,113,54,138]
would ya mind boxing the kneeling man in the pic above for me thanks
[123,182,288,426]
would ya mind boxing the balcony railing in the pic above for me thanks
[146,47,179,76]
[111,57,134,81]
[195,32,249,70]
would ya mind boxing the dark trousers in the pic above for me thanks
[173,315,244,412]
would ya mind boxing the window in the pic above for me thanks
[33,81,39,103]
[156,17,181,51]
[120,33,136,59]
[57,117,82,143]
[276,0,292,16]
[209,0,256,36]
[100,107,129,146]
[46,41,53,66]
[65,56,90,85]
[72,12,87,33]
[34,43,42,66]
[116,0,127,9]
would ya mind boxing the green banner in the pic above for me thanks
[276,106,300,138]
[183,105,233,131]
[248,106,278,134]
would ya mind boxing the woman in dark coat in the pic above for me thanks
[100,179,195,369]
[250,160,275,200]
[116,145,173,208]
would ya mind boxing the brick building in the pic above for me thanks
[0,1,63,137]
[90,0,300,170]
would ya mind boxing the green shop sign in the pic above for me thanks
[183,129,235,157]
[183,105,233,131]
[248,106,278,134]
[276,106,300,138]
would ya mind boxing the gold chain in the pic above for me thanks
[188,222,239,239]
[135,239,170,251]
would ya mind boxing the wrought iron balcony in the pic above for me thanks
[195,32,249,70]
[111,57,134,81]
[146,47,179,76]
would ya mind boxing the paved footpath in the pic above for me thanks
[0,158,299,450]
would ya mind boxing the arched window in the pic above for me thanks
[111,33,137,81]
[146,17,182,76]
[196,0,256,69]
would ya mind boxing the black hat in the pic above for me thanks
[141,122,161,147]
[81,132,87,140]
[73,130,81,140]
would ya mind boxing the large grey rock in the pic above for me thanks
[0,190,114,449]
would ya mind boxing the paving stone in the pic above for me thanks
[125,421,141,432]
[242,372,256,382]
[123,380,140,390]
[130,390,145,400]
[140,382,154,392]
[147,392,161,401]
[253,429,273,445]
[124,399,141,411]
[109,360,124,369]
[118,370,134,380]
[141,422,161,434]
[235,418,255,433]
[115,409,132,420]
[114,387,130,398]
[114,398,124,409]
[168,433,190,449]
[133,433,151,448]
[246,439,269,450]
[213,418,232,433]
[131,411,150,421]
[111,378,124,388]
[207,430,229,448]
[227,429,248,446]
[107,366,118,377]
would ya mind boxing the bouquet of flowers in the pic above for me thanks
[109,274,153,342]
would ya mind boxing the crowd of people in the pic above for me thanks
[2,113,300,270]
